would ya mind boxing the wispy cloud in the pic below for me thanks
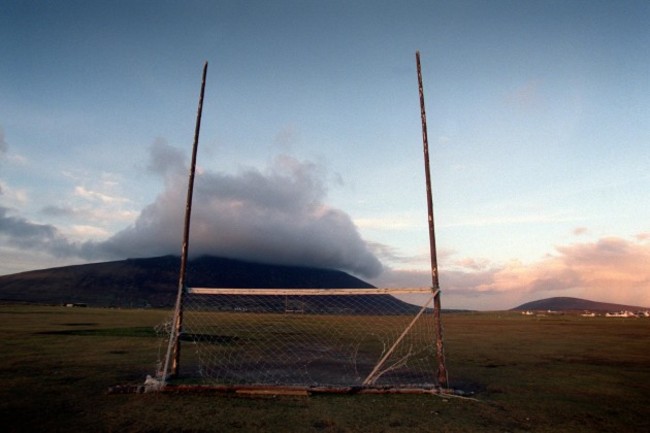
[74,186,129,204]
[635,232,650,241]
[68,225,111,239]
[573,226,588,236]
[354,216,421,231]
[366,241,427,266]
[451,257,491,271]
[40,204,137,223]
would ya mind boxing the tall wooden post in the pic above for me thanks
[162,61,208,383]
[416,51,449,389]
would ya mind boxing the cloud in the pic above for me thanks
[0,128,29,201]
[555,237,650,293]
[0,184,29,206]
[463,236,650,307]
[573,227,588,236]
[147,137,186,179]
[91,141,383,278]
[354,216,419,231]
[69,225,111,239]
[74,186,129,204]
[367,242,411,265]
[451,257,491,271]
[0,206,74,255]
[371,235,650,310]
[635,232,650,242]
[40,204,137,223]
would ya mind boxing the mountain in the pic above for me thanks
[0,255,421,313]
[512,297,648,312]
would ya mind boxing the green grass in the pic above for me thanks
[0,305,648,432]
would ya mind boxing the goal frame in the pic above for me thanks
[157,52,449,393]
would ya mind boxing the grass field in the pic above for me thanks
[0,305,648,432]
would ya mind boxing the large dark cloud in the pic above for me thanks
[93,141,383,278]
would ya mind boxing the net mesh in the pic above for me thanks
[166,288,440,389]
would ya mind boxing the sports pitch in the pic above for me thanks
[0,305,648,432]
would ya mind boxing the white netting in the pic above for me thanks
[167,288,440,389]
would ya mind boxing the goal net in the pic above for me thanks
[161,286,441,391]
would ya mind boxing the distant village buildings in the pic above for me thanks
[64,302,87,308]
[521,309,649,318]
[604,310,647,318]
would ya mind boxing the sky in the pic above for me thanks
[1,0,649,310]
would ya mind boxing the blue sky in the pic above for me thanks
[1,1,649,310]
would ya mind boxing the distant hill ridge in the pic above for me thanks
[0,255,419,313]
[512,296,648,312]
[7,258,643,313]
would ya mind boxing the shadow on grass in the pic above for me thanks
[37,327,240,345]
[37,327,157,338]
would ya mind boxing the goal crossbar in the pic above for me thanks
[187,287,434,296]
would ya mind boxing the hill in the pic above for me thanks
[0,255,420,313]
[512,296,648,312]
